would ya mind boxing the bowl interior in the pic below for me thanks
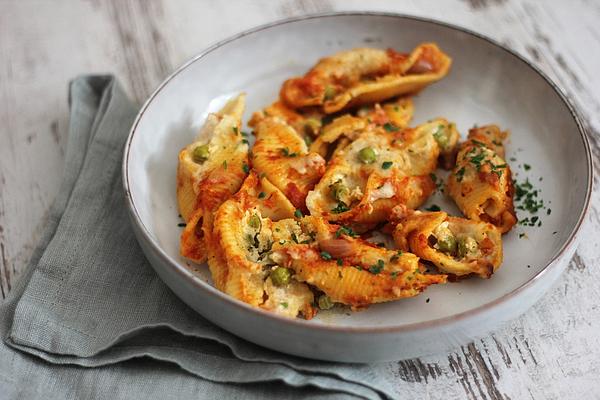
[126,14,589,328]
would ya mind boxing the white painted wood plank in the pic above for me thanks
[1,0,599,398]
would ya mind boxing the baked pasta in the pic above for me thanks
[271,216,447,308]
[208,171,317,318]
[306,119,458,228]
[393,211,502,278]
[176,44,520,319]
[177,94,249,263]
[251,116,326,210]
[310,96,414,158]
[280,43,451,113]
[446,125,517,233]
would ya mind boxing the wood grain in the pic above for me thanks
[1,0,599,398]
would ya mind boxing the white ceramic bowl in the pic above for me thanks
[123,13,592,362]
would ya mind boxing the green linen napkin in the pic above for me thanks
[0,76,400,400]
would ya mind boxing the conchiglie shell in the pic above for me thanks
[253,117,326,210]
[280,43,451,114]
[446,134,516,233]
[306,121,443,227]
[274,235,445,307]
[178,94,249,263]
[208,172,315,318]
[323,44,451,113]
[177,93,248,222]
[393,211,503,278]
[212,200,265,305]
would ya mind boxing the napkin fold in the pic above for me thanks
[0,76,399,400]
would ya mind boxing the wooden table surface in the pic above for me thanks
[1,1,599,398]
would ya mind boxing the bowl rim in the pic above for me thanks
[122,11,593,334]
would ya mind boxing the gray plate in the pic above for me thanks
[123,12,592,362]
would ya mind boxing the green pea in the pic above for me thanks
[358,147,377,164]
[304,118,321,135]
[248,214,261,230]
[437,235,457,255]
[329,180,348,201]
[457,236,478,259]
[323,86,336,101]
[192,144,210,163]
[432,125,449,149]
[270,267,292,286]
[318,295,334,310]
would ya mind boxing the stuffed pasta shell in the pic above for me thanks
[178,94,249,263]
[280,43,451,113]
[252,116,326,210]
[393,211,502,278]
[209,171,317,319]
[309,96,415,158]
[306,119,457,228]
[446,125,517,233]
[271,216,446,308]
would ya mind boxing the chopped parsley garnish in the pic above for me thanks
[222,160,228,169]
[320,251,332,260]
[510,157,517,162]
[294,209,303,218]
[390,271,399,279]
[280,302,288,308]
[331,202,350,214]
[303,135,313,146]
[354,265,363,271]
[258,192,266,199]
[383,122,399,132]
[291,232,299,243]
[425,204,441,212]
[177,223,186,227]
[518,233,526,238]
[369,259,385,274]
[469,152,486,170]
[515,179,544,214]
[471,139,487,147]
[281,147,298,157]
[241,131,249,137]
[455,167,466,182]
[390,250,403,262]
[335,226,357,238]
[337,258,343,266]
[232,127,239,135]
[241,139,249,145]
[429,173,444,192]
[382,161,393,169]
[523,163,531,171]
[321,114,335,126]
[242,163,250,174]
